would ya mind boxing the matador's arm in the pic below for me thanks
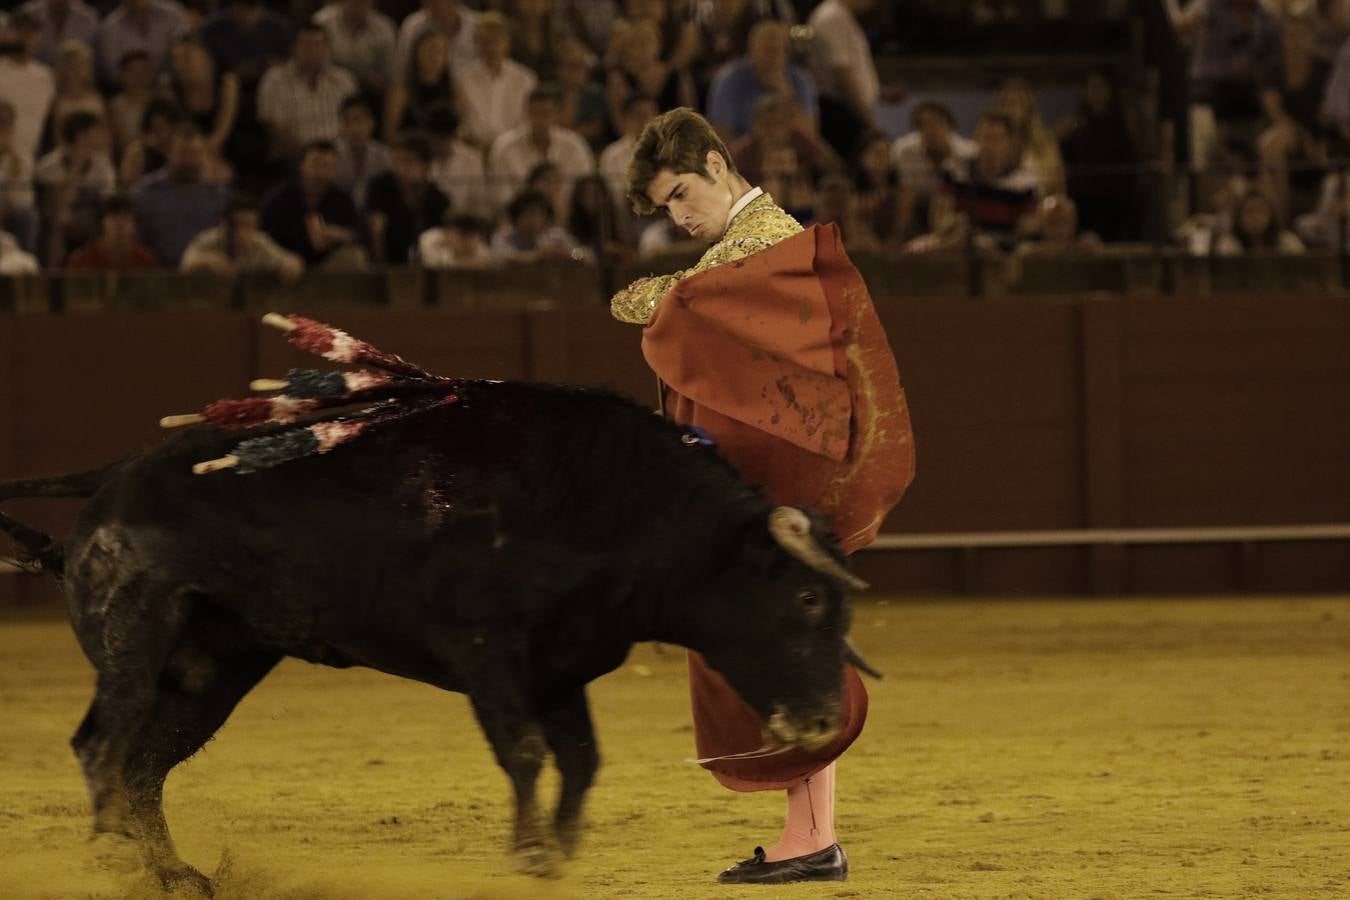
[609,234,782,325]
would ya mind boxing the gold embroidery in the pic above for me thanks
[609,193,804,325]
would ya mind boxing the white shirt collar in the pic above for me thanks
[725,186,763,229]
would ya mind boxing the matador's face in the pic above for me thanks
[646,152,741,243]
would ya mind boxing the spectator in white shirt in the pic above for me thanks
[891,101,976,237]
[807,0,879,157]
[314,0,397,101]
[598,92,656,227]
[488,84,595,214]
[418,210,495,268]
[334,95,391,210]
[0,12,56,166]
[454,11,537,151]
[424,101,490,218]
[393,0,475,83]
[257,21,357,161]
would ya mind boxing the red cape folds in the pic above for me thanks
[642,224,915,791]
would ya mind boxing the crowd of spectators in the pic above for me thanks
[2,0,1348,283]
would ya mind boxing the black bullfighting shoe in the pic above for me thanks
[716,843,849,884]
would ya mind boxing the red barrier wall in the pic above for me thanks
[3,295,1349,601]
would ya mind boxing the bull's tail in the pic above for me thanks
[0,465,112,579]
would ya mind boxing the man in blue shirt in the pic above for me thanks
[706,20,818,142]
[133,124,228,266]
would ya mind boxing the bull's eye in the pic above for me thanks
[797,589,820,610]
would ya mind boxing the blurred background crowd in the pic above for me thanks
[0,0,1346,282]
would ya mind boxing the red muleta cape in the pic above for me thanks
[641,224,915,791]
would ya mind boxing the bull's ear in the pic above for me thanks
[768,507,868,590]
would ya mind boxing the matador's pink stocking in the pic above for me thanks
[763,761,837,862]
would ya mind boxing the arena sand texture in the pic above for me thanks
[1,596,1347,900]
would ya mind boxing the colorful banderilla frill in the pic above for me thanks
[161,313,462,475]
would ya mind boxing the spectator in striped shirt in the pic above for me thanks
[257,21,356,161]
[930,112,1040,251]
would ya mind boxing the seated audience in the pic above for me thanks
[1215,188,1305,254]
[67,192,160,269]
[806,0,880,157]
[1176,0,1282,170]
[133,124,229,266]
[109,50,156,153]
[364,131,451,265]
[728,93,841,188]
[706,20,818,142]
[1058,69,1140,243]
[510,0,565,83]
[257,22,357,161]
[599,93,657,227]
[260,139,365,269]
[163,36,240,169]
[0,229,40,275]
[393,0,476,82]
[314,0,398,102]
[119,97,185,185]
[1176,169,1250,255]
[557,38,609,150]
[567,173,629,263]
[892,102,976,240]
[182,191,303,280]
[759,144,816,222]
[636,216,702,259]
[930,111,1041,250]
[0,12,55,167]
[603,17,695,135]
[453,11,536,150]
[852,129,905,247]
[35,112,116,263]
[383,29,455,142]
[1256,17,1330,220]
[425,103,490,218]
[18,0,100,67]
[523,160,566,222]
[1294,168,1350,248]
[335,95,391,210]
[1017,194,1104,256]
[490,189,583,262]
[812,172,880,253]
[0,100,38,254]
[198,0,293,91]
[488,85,596,211]
[993,77,1065,196]
[49,39,107,147]
[690,0,794,96]
[95,0,190,87]
[417,211,495,268]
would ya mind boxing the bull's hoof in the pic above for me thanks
[555,823,582,859]
[159,864,213,897]
[513,841,562,878]
[86,831,142,874]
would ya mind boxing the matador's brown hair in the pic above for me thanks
[625,107,739,216]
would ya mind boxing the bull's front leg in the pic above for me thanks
[458,636,559,877]
[539,687,599,858]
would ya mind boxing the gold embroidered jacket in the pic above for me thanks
[609,192,803,325]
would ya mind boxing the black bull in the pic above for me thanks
[0,381,874,893]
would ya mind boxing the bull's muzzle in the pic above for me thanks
[767,703,841,752]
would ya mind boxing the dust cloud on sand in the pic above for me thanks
[1,597,1348,899]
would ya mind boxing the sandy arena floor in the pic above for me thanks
[0,596,1347,900]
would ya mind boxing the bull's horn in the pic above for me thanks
[768,507,869,591]
[192,455,240,475]
[159,414,205,428]
[250,378,288,392]
[845,640,884,680]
